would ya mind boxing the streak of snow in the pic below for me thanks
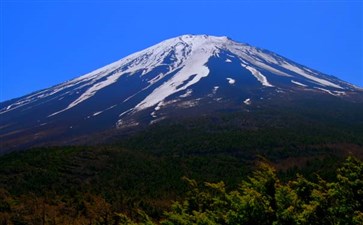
[91,105,117,117]
[93,111,103,116]
[150,116,166,125]
[225,59,232,63]
[316,87,345,96]
[242,64,274,87]
[244,98,251,105]
[291,80,308,87]
[231,46,291,77]
[69,72,123,109]
[119,108,133,117]
[282,62,342,89]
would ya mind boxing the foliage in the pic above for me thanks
[119,157,363,225]
[0,146,361,224]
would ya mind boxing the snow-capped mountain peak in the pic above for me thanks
[0,34,360,150]
[48,35,232,115]
[43,34,347,116]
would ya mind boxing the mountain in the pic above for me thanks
[1,34,362,152]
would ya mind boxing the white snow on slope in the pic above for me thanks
[47,35,231,116]
[93,111,103,116]
[90,105,117,117]
[225,45,292,77]
[180,89,193,98]
[242,64,274,87]
[50,71,125,116]
[291,80,308,87]
[281,62,342,89]
[2,34,353,119]
[316,87,345,96]
[244,98,251,105]
[133,36,219,111]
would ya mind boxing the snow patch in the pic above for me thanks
[179,89,192,98]
[213,86,219,94]
[226,78,236,84]
[244,98,251,105]
[154,101,164,111]
[150,111,157,118]
[150,102,164,118]
[116,119,139,128]
[225,59,232,63]
[177,100,199,108]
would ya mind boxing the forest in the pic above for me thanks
[0,156,362,224]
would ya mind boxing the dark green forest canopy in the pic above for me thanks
[0,144,362,224]
[118,157,363,225]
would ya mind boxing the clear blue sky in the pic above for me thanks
[1,1,362,102]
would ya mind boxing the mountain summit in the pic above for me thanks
[0,34,361,151]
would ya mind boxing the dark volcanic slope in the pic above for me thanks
[1,35,362,152]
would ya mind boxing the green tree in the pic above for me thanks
[327,157,363,224]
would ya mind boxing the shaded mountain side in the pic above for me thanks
[1,90,363,153]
